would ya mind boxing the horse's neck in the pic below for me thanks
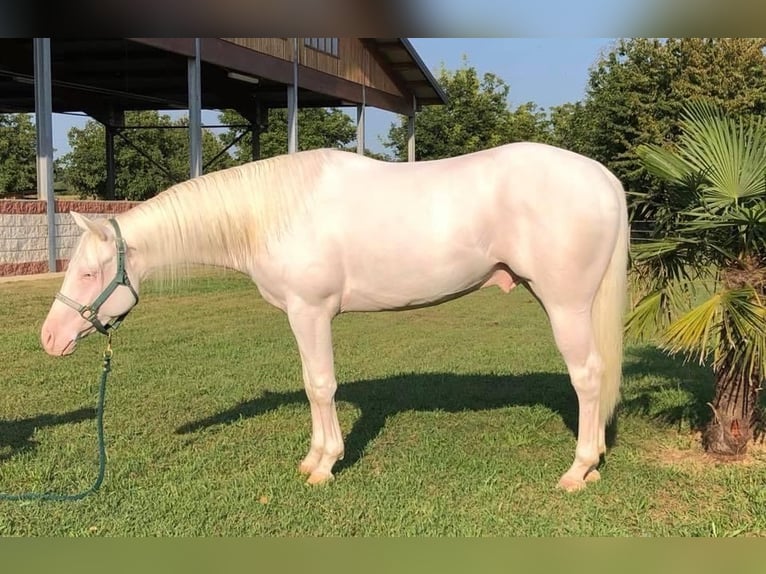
[118,186,252,277]
[116,152,328,278]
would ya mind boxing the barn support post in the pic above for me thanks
[407,95,417,162]
[250,126,261,161]
[356,104,366,155]
[105,125,116,200]
[188,37,202,178]
[34,38,56,272]
[287,84,297,153]
[88,107,124,200]
[356,86,366,155]
[250,103,264,161]
[287,38,299,154]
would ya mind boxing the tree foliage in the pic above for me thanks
[564,38,766,197]
[0,114,36,197]
[219,107,357,164]
[547,102,589,152]
[59,111,235,200]
[383,60,550,161]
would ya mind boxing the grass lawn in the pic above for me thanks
[1,270,765,536]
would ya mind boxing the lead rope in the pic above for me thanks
[0,335,112,501]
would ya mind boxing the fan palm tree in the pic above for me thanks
[627,101,766,457]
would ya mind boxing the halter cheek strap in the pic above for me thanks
[55,219,139,336]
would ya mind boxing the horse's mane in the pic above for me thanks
[116,148,337,283]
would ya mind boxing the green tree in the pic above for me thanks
[626,101,766,456]
[219,107,357,163]
[577,38,766,197]
[0,114,36,197]
[354,148,391,161]
[384,61,549,161]
[547,102,590,153]
[60,111,234,200]
[508,102,551,144]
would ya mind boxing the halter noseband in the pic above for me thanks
[55,219,139,336]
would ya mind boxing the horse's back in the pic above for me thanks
[318,143,624,272]
[318,143,621,217]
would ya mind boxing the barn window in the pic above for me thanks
[304,38,339,57]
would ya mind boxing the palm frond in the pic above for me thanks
[625,275,707,342]
[661,292,724,365]
[625,290,666,341]
[717,288,766,380]
[659,288,766,380]
[679,101,766,205]
[679,203,766,262]
[631,236,697,262]
[636,144,693,185]
[631,235,711,291]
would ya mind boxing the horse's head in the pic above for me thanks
[41,212,140,356]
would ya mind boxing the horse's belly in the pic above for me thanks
[339,250,494,312]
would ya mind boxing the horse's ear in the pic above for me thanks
[70,211,110,241]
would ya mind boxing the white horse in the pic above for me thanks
[41,142,628,491]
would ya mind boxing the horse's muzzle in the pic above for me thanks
[41,323,77,356]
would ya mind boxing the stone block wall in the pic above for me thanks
[0,199,140,276]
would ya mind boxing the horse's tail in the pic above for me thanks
[593,173,629,426]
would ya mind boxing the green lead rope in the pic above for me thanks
[0,337,111,502]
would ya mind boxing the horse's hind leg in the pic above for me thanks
[545,304,603,492]
[298,361,325,475]
[287,302,344,485]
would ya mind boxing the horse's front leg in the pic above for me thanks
[287,302,344,485]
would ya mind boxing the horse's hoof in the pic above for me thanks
[299,452,322,475]
[584,469,601,483]
[306,471,333,485]
[557,476,586,492]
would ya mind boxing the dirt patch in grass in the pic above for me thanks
[653,432,766,470]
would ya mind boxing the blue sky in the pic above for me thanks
[409,38,615,109]
[51,38,618,158]
[365,37,617,151]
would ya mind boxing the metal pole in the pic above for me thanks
[105,125,115,199]
[407,95,417,163]
[251,103,262,161]
[188,37,202,178]
[34,38,56,272]
[287,37,298,154]
[356,86,365,155]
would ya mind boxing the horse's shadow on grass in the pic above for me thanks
[178,371,578,473]
[0,408,95,462]
[178,346,715,475]
[621,345,715,432]
[0,348,717,474]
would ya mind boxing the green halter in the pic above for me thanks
[55,218,139,336]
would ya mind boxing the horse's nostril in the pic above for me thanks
[41,326,54,350]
